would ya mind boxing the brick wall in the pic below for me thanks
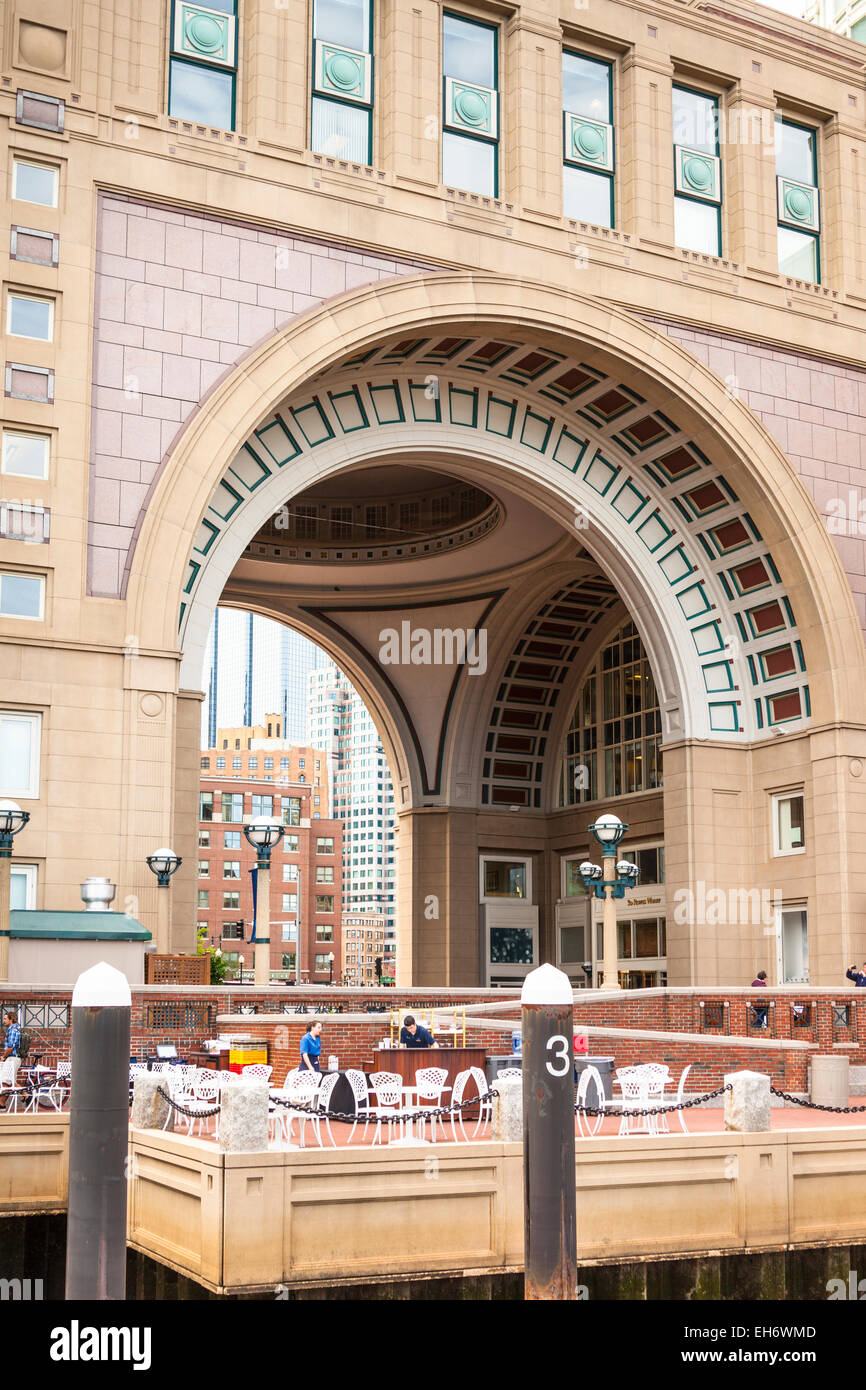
[10,984,862,1093]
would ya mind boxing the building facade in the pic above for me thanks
[2,0,866,988]
[342,912,390,985]
[198,730,341,978]
[307,665,396,964]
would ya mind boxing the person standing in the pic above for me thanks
[399,1014,437,1048]
[299,1019,323,1073]
[750,971,768,1028]
[1,1009,21,1061]
[846,963,866,987]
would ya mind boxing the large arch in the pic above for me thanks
[124,271,866,986]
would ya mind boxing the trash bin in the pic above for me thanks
[486,1055,522,1085]
[575,1055,615,1109]
[810,1054,849,1107]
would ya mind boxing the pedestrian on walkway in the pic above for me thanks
[846,962,866,987]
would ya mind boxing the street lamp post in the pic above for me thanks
[328,950,334,985]
[579,814,639,991]
[243,816,284,988]
[0,801,30,982]
[145,848,181,955]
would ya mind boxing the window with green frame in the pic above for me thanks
[311,0,373,164]
[560,621,663,805]
[562,52,614,228]
[442,13,498,196]
[169,0,237,131]
[775,118,819,283]
[672,86,721,256]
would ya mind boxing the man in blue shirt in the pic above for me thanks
[1,1010,21,1060]
[846,963,866,987]
[400,1015,437,1048]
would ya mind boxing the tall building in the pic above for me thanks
[202,608,328,749]
[308,666,396,979]
[802,0,866,36]
[198,726,340,981]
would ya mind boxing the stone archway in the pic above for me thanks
[124,272,865,985]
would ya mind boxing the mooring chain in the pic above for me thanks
[156,1085,222,1119]
[769,1086,866,1114]
[574,1083,733,1118]
[268,1087,501,1127]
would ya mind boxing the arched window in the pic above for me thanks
[560,621,662,805]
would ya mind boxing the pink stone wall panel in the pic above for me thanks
[658,319,866,637]
[87,193,435,597]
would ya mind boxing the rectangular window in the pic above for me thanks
[772,791,805,856]
[282,798,301,826]
[0,571,44,620]
[222,891,240,910]
[316,865,335,883]
[282,894,298,912]
[12,159,59,207]
[316,837,335,854]
[197,889,209,908]
[169,1,237,131]
[10,863,37,910]
[778,905,809,983]
[224,829,241,849]
[672,86,721,256]
[442,13,498,195]
[282,865,297,883]
[248,757,258,770]
[221,792,244,822]
[2,430,49,480]
[481,858,528,900]
[223,860,241,879]
[232,756,242,769]
[264,757,273,770]
[281,952,295,970]
[562,52,614,227]
[776,118,819,283]
[216,756,225,769]
[0,710,40,798]
[316,925,334,941]
[222,921,244,940]
[315,953,334,973]
[316,895,334,912]
[199,792,214,821]
[7,294,53,342]
[251,794,273,817]
[283,834,299,853]
[282,924,296,942]
[198,860,209,878]
[200,757,210,770]
[311,0,373,164]
[198,829,210,848]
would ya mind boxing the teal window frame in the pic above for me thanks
[310,0,374,165]
[775,116,820,285]
[672,84,721,257]
[168,0,238,131]
[442,11,499,197]
[561,50,614,228]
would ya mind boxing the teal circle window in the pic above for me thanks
[454,87,488,128]
[784,186,811,222]
[684,156,713,193]
[573,124,604,162]
[325,51,362,92]
[185,12,224,55]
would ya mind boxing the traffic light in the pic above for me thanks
[374,955,383,982]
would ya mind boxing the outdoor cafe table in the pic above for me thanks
[385,1084,452,1147]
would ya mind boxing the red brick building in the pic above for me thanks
[197,735,342,982]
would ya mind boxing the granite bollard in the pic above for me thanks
[132,1072,174,1131]
[219,1080,269,1152]
[724,1069,771,1132]
[492,1075,522,1140]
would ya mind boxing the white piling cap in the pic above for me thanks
[521,962,574,1006]
[72,961,132,1008]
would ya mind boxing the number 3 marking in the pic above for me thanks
[546,1034,570,1077]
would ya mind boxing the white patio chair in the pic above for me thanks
[469,1066,493,1138]
[496,1068,522,1079]
[576,1064,605,1138]
[270,1070,321,1147]
[450,1069,474,1143]
[178,1072,220,1138]
[311,1071,340,1148]
[672,1063,692,1134]
[415,1066,448,1143]
[617,1072,655,1137]
[242,1064,273,1083]
[0,1057,25,1113]
[368,1071,404,1146]
[344,1068,374,1143]
[638,1063,671,1131]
